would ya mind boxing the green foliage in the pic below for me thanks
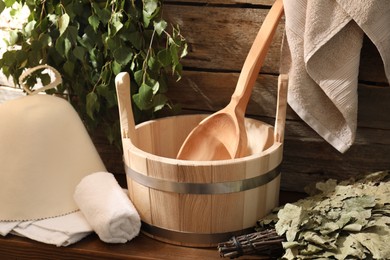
[0,0,187,145]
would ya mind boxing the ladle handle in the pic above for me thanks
[115,72,137,145]
[233,0,284,111]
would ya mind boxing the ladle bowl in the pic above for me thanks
[176,0,284,161]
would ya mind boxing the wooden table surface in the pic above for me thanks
[0,191,304,259]
[0,233,222,260]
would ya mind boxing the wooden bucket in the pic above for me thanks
[115,73,288,247]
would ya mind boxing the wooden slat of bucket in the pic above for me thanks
[211,161,246,233]
[264,143,283,212]
[135,122,154,154]
[147,159,180,231]
[243,185,267,228]
[242,156,269,228]
[126,146,152,224]
[244,142,283,229]
[143,118,181,232]
[178,164,213,234]
[138,115,207,158]
[266,174,281,210]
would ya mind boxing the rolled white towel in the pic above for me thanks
[74,172,141,243]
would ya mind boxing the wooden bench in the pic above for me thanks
[0,234,220,259]
[0,190,303,259]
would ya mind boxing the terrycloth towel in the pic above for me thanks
[282,0,390,152]
[0,211,93,247]
[74,172,141,243]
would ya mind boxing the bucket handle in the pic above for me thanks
[115,72,137,144]
[115,72,288,146]
[274,74,288,143]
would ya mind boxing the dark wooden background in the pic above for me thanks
[96,0,390,192]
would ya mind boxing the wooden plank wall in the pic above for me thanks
[162,0,390,192]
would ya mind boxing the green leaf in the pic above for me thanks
[157,49,171,67]
[153,20,167,36]
[147,55,160,71]
[0,1,5,13]
[170,43,179,66]
[181,42,189,58]
[93,5,111,25]
[63,60,75,77]
[97,84,117,107]
[173,63,183,80]
[4,0,15,8]
[113,47,133,65]
[143,0,158,15]
[38,33,51,47]
[143,0,160,28]
[7,30,18,46]
[111,60,122,75]
[30,39,42,52]
[58,13,70,36]
[66,26,78,44]
[64,37,72,58]
[152,93,168,112]
[109,13,123,36]
[106,36,119,51]
[23,20,36,38]
[55,38,65,57]
[158,73,168,93]
[88,14,100,32]
[151,80,159,94]
[133,83,153,110]
[134,70,143,86]
[86,92,99,119]
[79,25,97,49]
[73,46,86,61]
[127,31,143,50]
[27,49,41,66]
[40,73,51,87]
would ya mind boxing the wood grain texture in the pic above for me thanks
[164,4,285,74]
[0,233,221,260]
[167,71,390,130]
[0,190,306,259]
[163,4,388,84]
[119,114,282,246]
[166,0,275,5]
[98,1,390,195]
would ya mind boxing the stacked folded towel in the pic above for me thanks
[0,211,92,247]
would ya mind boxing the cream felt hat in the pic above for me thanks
[0,65,106,221]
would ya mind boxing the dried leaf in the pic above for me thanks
[316,179,338,194]
[329,235,367,260]
[276,204,303,241]
[351,226,390,259]
[264,172,390,259]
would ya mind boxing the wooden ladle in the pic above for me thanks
[176,0,284,161]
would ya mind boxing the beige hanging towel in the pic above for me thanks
[282,0,390,152]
